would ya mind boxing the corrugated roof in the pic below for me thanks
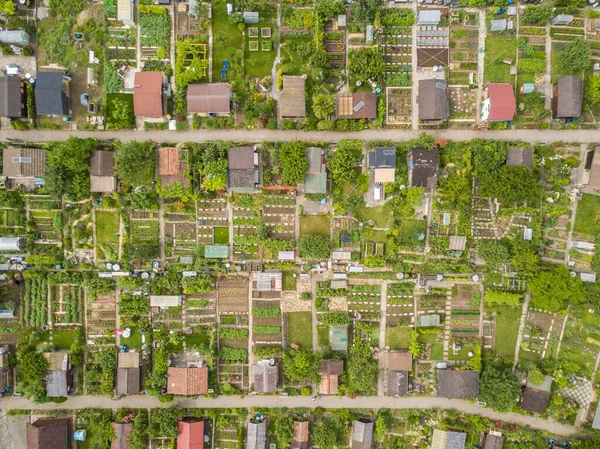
[332,251,351,260]
[386,370,408,396]
[187,83,231,114]
[133,72,163,117]
[117,0,133,23]
[555,76,582,119]
[2,148,46,178]
[418,79,448,121]
[158,147,189,188]
[280,76,306,117]
[336,92,377,119]
[292,421,309,448]
[506,147,533,167]
[419,314,440,326]
[150,296,182,307]
[111,423,133,449]
[177,419,206,449]
[0,76,24,117]
[253,364,278,392]
[417,9,441,25]
[437,370,479,399]
[246,422,267,449]
[35,71,68,116]
[387,351,412,371]
[91,151,115,177]
[278,251,295,260]
[0,237,21,251]
[27,419,70,449]
[448,236,467,251]
[374,168,395,183]
[486,84,516,121]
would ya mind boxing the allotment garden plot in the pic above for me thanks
[448,284,481,361]
[520,307,566,362]
[129,209,160,265]
[164,200,197,260]
[87,291,117,343]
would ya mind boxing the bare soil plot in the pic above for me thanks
[87,292,117,340]
[218,278,249,313]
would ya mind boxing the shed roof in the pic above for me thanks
[253,364,278,393]
[150,295,182,307]
[246,422,267,449]
[555,76,582,118]
[417,9,441,25]
[158,147,189,188]
[592,402,600,430]
[27,418,70,449]
[506,147,533,167]
[483,434,504,449]
[35,71,69,116]
[387,351,412,371]
[448,236,467,251]
[204,245,229,259]
[588,149,600,188]
[280,76,306,118]
[370,147,396,168]
[278,251,295,260]
[485,84,516,121]
[133,72,163,117]
[418,79,448,121]
[177,419,206,449]
[2,147,46,178]
[91,151,115,177]
[228,146,255,188]
[292,421,309,449]
[111,423,133,449]
[253,271,282,292]
[187,83,231,114]
[167,366,209,395]
[417,47,449,68]
[0,76,24,117]
[352,420,373,449]
[46,370,70,397]
[336,92,377,119]
[490,19,506,31]
[117,367,140,395]
[411,147,439,189]
[386,370,408,396]
[117,0,133,23]
[44,352,69,371]
[521,385,551,413]
[0,29,29,46]
[431,429,467,449]
[437,369,479,398]
[332,251,351,260]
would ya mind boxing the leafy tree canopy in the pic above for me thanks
[329,139,363,188]
[348,47,385,83]
[313,94,335,120]
[45,137,97,200]
[479,365,520,412]
[115,140,156,187]
[472,140,508,175]
[278,141,308,186]
[347,340,378,395]
[529,266,585,311]
[477,239,510,272]
[283,350,322,384]
[560,38,592,74]
[511,240,540,277]
[480,166,540,205]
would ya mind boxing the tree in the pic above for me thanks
[283,350,321,384]
[110,96,134,129]
[328,139,363,188]
[149,407,180,438]
[438,172,472,210]
[313,94,335,120]
[44,138,97,200]
[529,266,585,311]
[129,412,150,449]
[348,47,385,83]
[479,166,541,205]
[277,141,308,186]
[479,365,520,412]
[585,75,600,107]
[528,367,545,385]
[104,65,124,94]
[115,141,156,187]
[472,140,508,175]
[477,240,510,271]
[408,330,423,357]
[511,241,540,277]
[269,416,294,449]
[485,290,521,307]
[347,340,378,395]
[560,39,592,74]
[313,418,345,449]
[298,234,331,260]
[16,344,48,402]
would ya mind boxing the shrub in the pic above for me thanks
[320,312,349,325]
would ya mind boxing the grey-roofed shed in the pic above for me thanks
[418,79,448,121]
[0,76,26,117]
[2,147,46,179]
[437,369,479,398]
[552,14,573,25]
[553,76,582,119]
[46,370,70,397]
[352,419,373,449]
[431,429,467,449]
[483,434,504,449]
[386,370,408,396]
[0,30,29,46]
[35,71,69,116]
[228,146,256,191]
[448,236,467,251]
[506,147,533,167]
[253,364,278,393]
[246,421,267,449]
[592,401,600,430]
[0,237,21,251]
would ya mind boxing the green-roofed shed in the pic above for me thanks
[419,314,440,327]
[204,245,229,259]
[304,172,327,194]
[330,325,348,351]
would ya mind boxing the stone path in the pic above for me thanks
[476,9,486,123]
[513,292,530,369]
[377,281,388,397]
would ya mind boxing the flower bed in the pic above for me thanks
[261,27,271,38]
[248,27,259,38]
[249,41,259,52]
[261,40,272,51]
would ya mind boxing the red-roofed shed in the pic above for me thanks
[177,419,205,449]
[483,83,516,121]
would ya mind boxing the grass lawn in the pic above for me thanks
[212,5,243,82]
[244,20,277,77]
[484,36,517,83]
[280,37,313,76]
[317,324,329,348]
[355,205,391,228]
[106,93,135,129]
[282,270,298,290]
[417,329,441,344]
[448,343,478,361]
[369,230,388,244]
[95,211,120,246]
[122,326,146,350]
[186,330,210,348]
[399,220,428,246]
[300,214,330,238]
[494,305,522,357]
[386,326,411,350]
[52,330,77,350]
[431,343,444,360]
[519,346,543,363]
[574,194,600,236]
[287,312,313,350]
[214,227,229,244]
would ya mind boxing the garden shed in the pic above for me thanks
[416,10,441,26]
[244,12,259,24]
[0,30,29,46]
[117,0,134,25]
[35,71,69,116]
[490,19,506,32]
[280,76,306,118]
[0,76,25,118]
[247,421,267,449]
[0,237,21,252]
[419,314,440,327]
[338,14,346,27]
[418,79,448,121]
[552,76,582,119]
[366,25,374,44]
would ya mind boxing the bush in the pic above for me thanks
[219,346,248,361]
[252,307,281,317]
[485,290,521,306]
[320,312,349,325]
[298,234,331,259]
